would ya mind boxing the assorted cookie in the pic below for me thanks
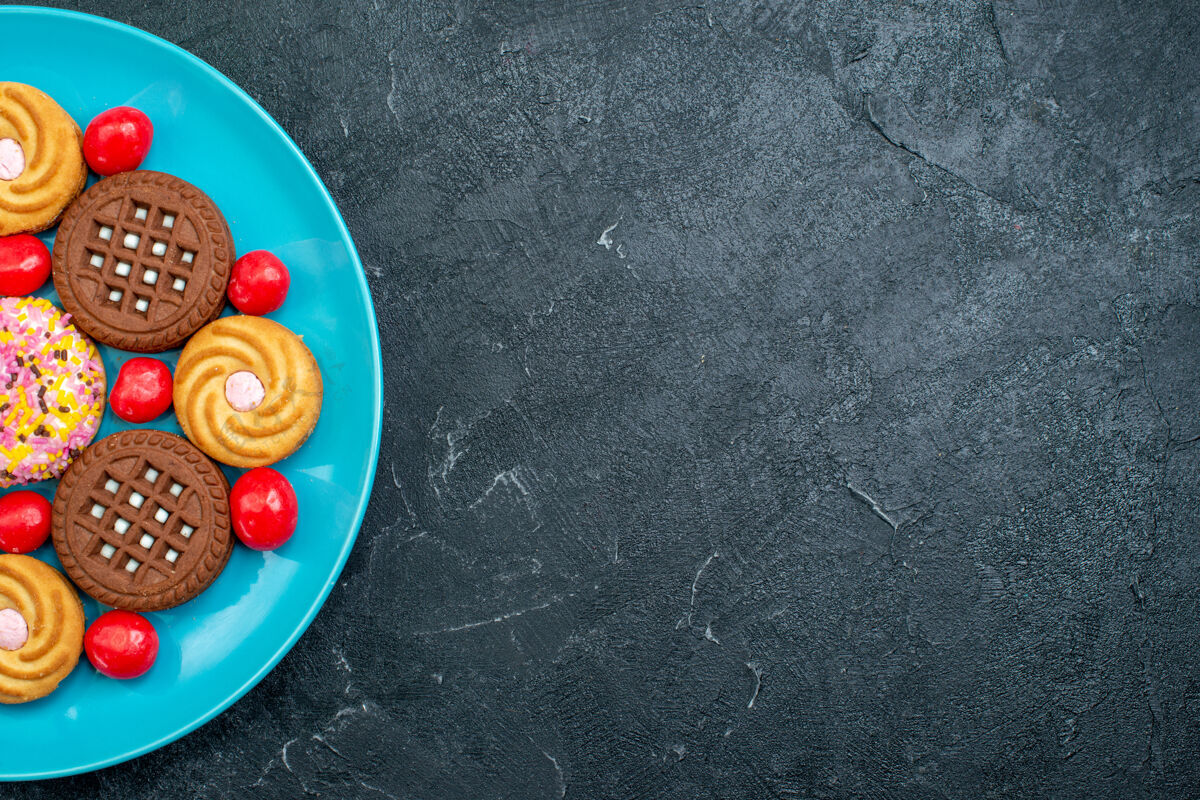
[52,430,233,612]
[0,84,325,700]
[51,170,234,352]
[0,296,106,487]
[0,554,86,704]
[174,315,322,468]
[0,82,88,236]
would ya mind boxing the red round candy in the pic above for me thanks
[84,610,158,679]
[227,250,290,315]
[231,468,298,551]
[82,107,153,176]
[109,357,173,423]
[0,491,52,554]
[0,235,51,296]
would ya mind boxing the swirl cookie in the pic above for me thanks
[174,315,322,468]
[1,297,106,488]
[0,83,87,235]
[51,170,234,352]
[0,554,85,704]
[52,430,234,612]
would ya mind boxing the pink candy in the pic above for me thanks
[0,139,24,181]
[224,370,265,412]
[0,608,28,651]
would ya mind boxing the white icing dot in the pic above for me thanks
[181,250,195,264]
[123,232,140,250]
[151,241,167,257]
[108,289,123,303]
[135,298,149,313]
[116,261,132,277]
[143,269,158,285]
[90,504,105,519]
[154,507,169,524]
[162,214,175,229]
[180,524,194,538]
[145,468,159,482]
[100,544,116,559]
[166,548,179,563]
[172,277,186,292]
[114,517,130,535]
[89,253,105,268]
[169,482,183,497]
[128,492,144,509]
[99,225,113,241]
[125,558,140,574]
[134,206,148,220]
[139,533,155,549]
[105,479,120,494]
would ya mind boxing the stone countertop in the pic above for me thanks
[17,0,1200,797]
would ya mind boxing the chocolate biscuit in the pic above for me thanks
[52,430,234,611]
[51,170,234,352]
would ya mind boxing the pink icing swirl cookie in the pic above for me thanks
[0,297,106,487]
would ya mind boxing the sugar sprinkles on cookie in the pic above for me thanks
[0,297,105,487]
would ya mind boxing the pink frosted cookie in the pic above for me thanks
[0,297,105,487]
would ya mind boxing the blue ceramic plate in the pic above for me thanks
[0,7,382,780]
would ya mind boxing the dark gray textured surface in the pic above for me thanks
[11,0,1200,797]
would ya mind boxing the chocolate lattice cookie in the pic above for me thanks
[51,170,234,352]
[51,430,233,611]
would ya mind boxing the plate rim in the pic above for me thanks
[0,5,384,781]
